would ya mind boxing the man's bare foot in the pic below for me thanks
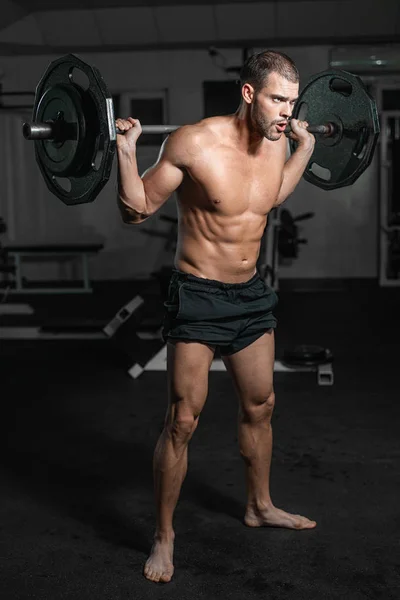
[244,503,317,530]
[143,534,175,583]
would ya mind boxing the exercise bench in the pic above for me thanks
[2,242,103,294]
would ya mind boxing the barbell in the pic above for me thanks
[22,54,380,206]
[23,122,181,138]
[23,121,336,139]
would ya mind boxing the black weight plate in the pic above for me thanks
[35,83,86,177]
[290,70,380,190]
[32,54,116,205]
[283,345,333,366]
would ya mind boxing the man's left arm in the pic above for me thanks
[274,120,315,207]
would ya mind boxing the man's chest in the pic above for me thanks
[186,147,285,215]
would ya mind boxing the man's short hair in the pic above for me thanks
[240,50,299,91]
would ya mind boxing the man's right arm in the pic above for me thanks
[116,120,187,224]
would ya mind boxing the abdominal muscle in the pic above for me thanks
[174,207,268,284]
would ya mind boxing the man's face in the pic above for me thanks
[246,72,299,141]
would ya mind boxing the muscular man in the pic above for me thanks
[116,50,316,584]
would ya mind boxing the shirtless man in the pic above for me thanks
[116,50,317,584]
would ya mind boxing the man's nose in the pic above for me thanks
[281,102,292,118]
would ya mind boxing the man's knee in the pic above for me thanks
[240,390,275,423]
[167,414,199,442]
[166,390,204,441]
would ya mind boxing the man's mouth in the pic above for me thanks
[275,122,288,132]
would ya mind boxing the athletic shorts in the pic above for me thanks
[162,268,278,356]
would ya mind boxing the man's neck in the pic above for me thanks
[233,108,265,154]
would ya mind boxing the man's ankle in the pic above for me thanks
[248,499,274,512]
[155,529,175,542]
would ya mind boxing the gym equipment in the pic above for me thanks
[281,345,334,386]
[23,54,380,205]
[103,295,144,338]
[283,345,333,367]
[290,70,380,190]
[0,217,16,281]
[2,242,103,294]
[383,229,400,279]
[278,209,314,260]
[24,55,116,205]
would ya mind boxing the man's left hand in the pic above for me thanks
[287,119,315,149]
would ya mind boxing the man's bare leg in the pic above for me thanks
[240,410,317,529]
[223,331,317,530]
[144,341,214,583]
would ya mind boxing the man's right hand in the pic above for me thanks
[115,117,142,150]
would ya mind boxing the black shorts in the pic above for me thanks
[162,268,278,356]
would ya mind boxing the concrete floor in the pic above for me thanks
[1,281,399,599]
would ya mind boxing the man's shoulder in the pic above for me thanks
[172,116,225,143]
[164,117,226,164]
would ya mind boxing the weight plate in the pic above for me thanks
[290,70,380,190]
[35,83,86,177]
[283,345,333,366]
[31,54,117,205]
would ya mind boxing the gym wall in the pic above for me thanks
[0,45,379,281]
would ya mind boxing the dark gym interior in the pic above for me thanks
[1,1,400,599]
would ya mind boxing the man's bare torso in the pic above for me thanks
[174,116,287,283]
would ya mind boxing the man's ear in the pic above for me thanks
[242,83,255,105]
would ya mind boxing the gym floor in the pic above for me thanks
[1,279,399,600]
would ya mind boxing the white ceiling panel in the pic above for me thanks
[215,2,275,40]
[0,14,43,44]
[35,10,103,46]
[93,7,159,45]
[154,5,217,42]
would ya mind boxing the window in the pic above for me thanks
[117,90,168,147]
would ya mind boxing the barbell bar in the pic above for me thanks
[22,121,337,141]
[22,122,182,140]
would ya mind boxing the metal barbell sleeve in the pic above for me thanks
[23,122,56,140]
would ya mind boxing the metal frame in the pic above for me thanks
[4,249,96,294]
[258,208,280,291]
[379,110,400,287]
